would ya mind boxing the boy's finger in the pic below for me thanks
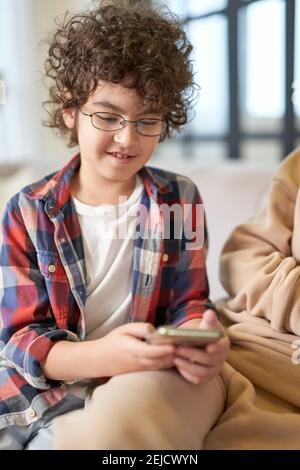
[122,322,155,338]
[141,343,176,358]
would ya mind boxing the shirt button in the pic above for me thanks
[48,264,56,274]
[162,254,169,262]
[28,409,37,418]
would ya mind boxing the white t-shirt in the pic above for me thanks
[72,176,143,340]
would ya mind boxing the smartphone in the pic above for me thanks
[146,325,224,348]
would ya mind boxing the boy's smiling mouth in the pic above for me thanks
[105,151,137,163]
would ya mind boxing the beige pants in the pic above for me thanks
[53,369,225,450]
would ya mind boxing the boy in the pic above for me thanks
[0,0,229,450]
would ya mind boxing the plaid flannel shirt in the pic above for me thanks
[0,154,211,429]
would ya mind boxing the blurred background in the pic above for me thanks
[0,0,300,298]
[0,0,300,168]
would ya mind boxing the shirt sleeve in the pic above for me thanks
[167,181,213,326]
[0,196,79,389]
[220,150,300,335]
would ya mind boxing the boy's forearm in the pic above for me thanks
[42,339,100,382]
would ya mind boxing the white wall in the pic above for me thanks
[0,0,41,162]
[31,0,92,170]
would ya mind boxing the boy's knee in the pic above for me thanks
[54,371,225,449]
[91,370,170,413]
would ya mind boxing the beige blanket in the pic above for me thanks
[203,300,300,450]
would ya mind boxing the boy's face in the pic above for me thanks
[64,80,163,188]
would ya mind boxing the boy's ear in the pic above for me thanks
[62,107,77,129]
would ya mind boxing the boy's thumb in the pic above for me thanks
[199,309,219,330]
[125,322,155,339]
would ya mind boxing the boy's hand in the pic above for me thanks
[91,322,176,377]
[174,309,230,385]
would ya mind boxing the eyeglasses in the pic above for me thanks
[79,109,166,137]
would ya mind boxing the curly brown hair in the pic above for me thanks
[43,0,196,147]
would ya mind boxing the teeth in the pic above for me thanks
[112,153,131,159]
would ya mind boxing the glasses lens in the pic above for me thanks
[91,112,165,136]
[92,112,122,131]
[136,119,164,136]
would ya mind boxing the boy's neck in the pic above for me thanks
[70,170,137,206]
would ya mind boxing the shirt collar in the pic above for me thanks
[139,166,172,196]
[25,153,172,214]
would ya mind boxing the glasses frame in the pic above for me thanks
[79,109,166,137]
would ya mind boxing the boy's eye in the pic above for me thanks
[96,114,119,123]
[139,119,159,126]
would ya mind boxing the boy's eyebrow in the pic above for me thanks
[92,101,161,115]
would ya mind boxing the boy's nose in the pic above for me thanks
[113,121,139,146]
